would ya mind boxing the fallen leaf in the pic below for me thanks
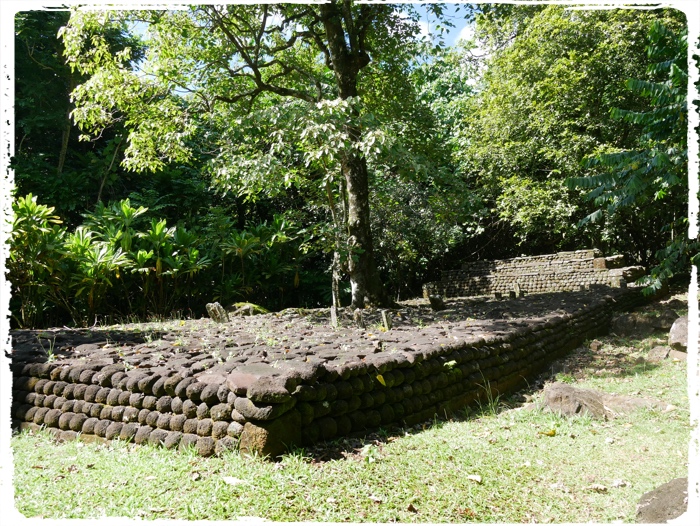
[611,479,628,488]
[31,465,45,470]
[86,464,95,469]
[458,507,477,519]
[467,474,482,484]
[605,437,615,445]
[223,477,246,486]
[407,503,418,513]
[368,494,383,503]
[586,484,608,493]
[191,471,201,481]
[664,404,677,413]
[538,429,556,437]
[376,374,386,387]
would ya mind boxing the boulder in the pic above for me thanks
[544,382,606,419]
[636,477,688,523]
[669,349,687,362]
[428,295,446,311]
[668,316,688,352]
[611,313,655,337]
[652,309,679,330]
[646,346,671,363]
[589,340,603,352]
[205,302,229,323]
[543,382,663,419]
[353,308,365,329]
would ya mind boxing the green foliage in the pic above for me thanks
[58,227,131,324]
[7,194,65,327]
[7,193,315,327]
[569,20,693,289]
[59,2,467,308]
[13,11,143,224]
[454,7,685,259]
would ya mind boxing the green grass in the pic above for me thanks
[11,333,690,522]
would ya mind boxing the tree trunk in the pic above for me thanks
[341,141,389,307]
[320,1,390,308]
[57,109,70,175]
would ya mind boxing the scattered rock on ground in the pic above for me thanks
[646,346,671,363]
[611,313,655,337]
[652,309,679,330]
[636,477,688,523]
[428,295,446,311]
[668,316,688,352]
[543,382,663,419]
[669,349,687,362]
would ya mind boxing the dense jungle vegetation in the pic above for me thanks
[7,3,697,328]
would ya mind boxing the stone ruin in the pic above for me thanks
[10,250,658,458]
[423,249,645,299]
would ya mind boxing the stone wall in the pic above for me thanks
[423,249,644,298]
[11,286,654,458]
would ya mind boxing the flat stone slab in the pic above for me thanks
[11,290,646,386]
[11,287,661,455]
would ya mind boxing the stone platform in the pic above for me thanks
[11,287,654,457]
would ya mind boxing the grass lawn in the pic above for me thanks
[10,332,691,522]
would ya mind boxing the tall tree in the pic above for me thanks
[569,20,695,288]
[453,6,686,260]
[14,10,142,224]
[61,2,448,308]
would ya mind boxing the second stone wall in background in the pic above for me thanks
[423,249,645,298]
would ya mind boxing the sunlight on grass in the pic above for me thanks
[12,333,689,522]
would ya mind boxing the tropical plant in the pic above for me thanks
[569,20,694,289]
[7,194,65,327]
[454,7,686,258]
[60,1,463,308]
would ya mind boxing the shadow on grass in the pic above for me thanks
[288,393,513,464]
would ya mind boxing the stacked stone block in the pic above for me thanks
[12,285,653,458]
[423,249,642,298]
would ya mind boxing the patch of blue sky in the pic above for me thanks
[412,2,478,47]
